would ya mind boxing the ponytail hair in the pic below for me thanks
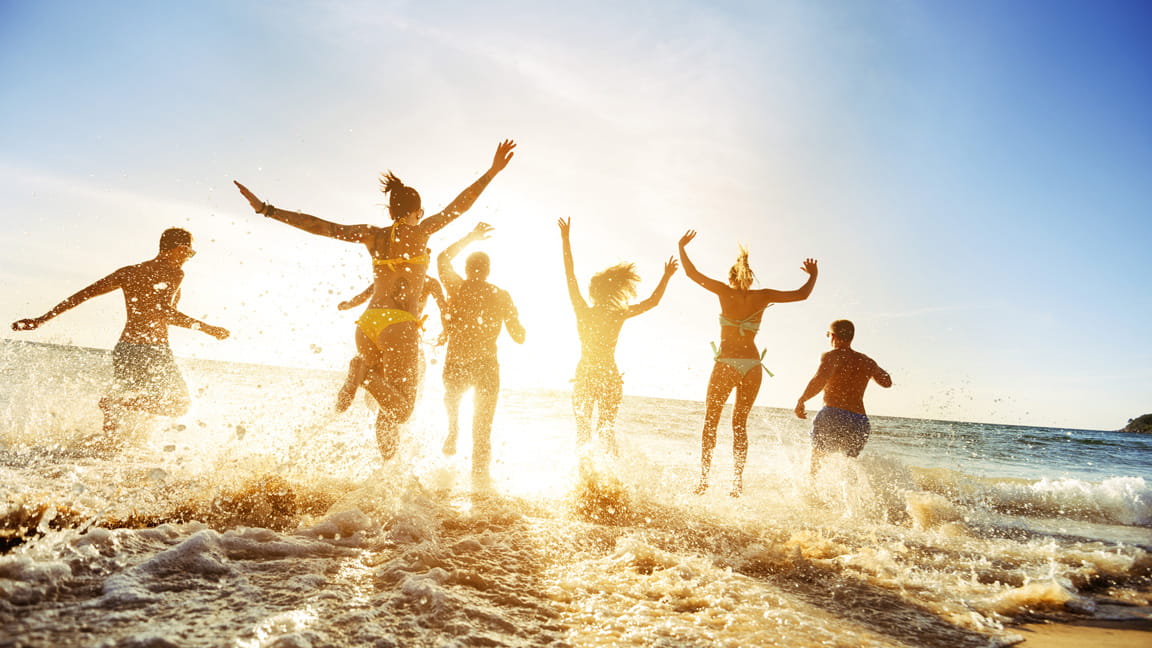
[728,245,755,290]
[379,171,422,220]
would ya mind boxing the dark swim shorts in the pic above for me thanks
[811,406,871,457]
[110,342,190,411]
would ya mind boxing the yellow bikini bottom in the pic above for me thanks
[356,308,422,346]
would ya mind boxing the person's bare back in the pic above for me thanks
[815,348,887,416]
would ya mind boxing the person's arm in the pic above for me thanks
[437,222,491,293]
[421,140,516,234]
[502,292,526,344]
[11,270,123,331]
[756,258,819,304]
[558,218,589,311]
[626,257,678,318]
[234,181,370,242]
[678,230,728,295]
[872,360,893,388]
[425,277,446,314]
[795,352,835,419]
[165,308,230,339]
[338,285,374,311]
[423,277,449,346]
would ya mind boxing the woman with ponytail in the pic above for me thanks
[233,140,515,460]
[678,230,818,496]
[559,218,678,455]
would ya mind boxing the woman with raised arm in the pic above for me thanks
[234,139,515,460]
[559,217,678,455]
[678,229,818,496]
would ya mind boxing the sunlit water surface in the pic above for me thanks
[1,340,1149,647]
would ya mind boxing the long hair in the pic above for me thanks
[728,245,755,290]
[379,171,422,220]
[588,263,639,308]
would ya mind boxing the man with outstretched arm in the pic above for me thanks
[795,319,892,477]
[11,228,229,441]
[437,222,525,483]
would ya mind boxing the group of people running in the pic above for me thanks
[11,139,892,496]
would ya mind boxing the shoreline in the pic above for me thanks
[1012,618,1152,647]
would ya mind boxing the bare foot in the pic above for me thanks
[694,479,708,495]
[335,356,366,413]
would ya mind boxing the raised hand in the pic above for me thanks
[234,181,266,214]
[490,139,516,174]
[470,222,495,241]
[664,257,679,276]
[800,258,818,276]
[678,230,697,248]
[557,217,571,239]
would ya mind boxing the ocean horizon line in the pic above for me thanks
[1,337,1124,434]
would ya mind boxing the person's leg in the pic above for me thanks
[729,369,764,497]
[572,368,595,448]
[697,363,737,494]
[471,360,500,479]
[104,344,190,427]
[362,324,420,461]
[442,364,467,455]
[336,354,367,413]
[809,407,832,479]
[596,372,624,456]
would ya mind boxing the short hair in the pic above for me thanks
[830,319,855,342]
[728,245,755,290]
[379,171,422,220]
[159,227,192,252]
[588,263,639,308]
[465,251,490,280]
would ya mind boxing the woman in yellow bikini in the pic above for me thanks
[234,139,515,460]
[678,229,817,496]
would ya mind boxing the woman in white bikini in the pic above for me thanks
[234,140,515,460]
[678,229,817,496]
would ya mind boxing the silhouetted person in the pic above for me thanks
[234,140,515,461]
[560,218,677,455]
[437,223,525,482]
[795,319,892,476]
[10,228,229,440]
[679,230,817,496]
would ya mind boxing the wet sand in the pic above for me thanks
[1014,620,1152,647]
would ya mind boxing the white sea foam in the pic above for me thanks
[1,342,1149,646]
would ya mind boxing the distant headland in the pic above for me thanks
[1122,414,1152,433]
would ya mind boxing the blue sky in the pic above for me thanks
[2,0,1149,429]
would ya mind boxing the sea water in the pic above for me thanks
[1,339,1149,647]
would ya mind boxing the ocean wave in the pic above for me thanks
[913,469,1152,528]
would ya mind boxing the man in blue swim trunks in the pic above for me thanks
[794,319,892,476]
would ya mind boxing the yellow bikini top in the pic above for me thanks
[373,225,430,269]
[373,254,430,269]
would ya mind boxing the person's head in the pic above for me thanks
[158,227,195,262]
[465,251,490,281]
[379,171,423,222]
[828,319,855,348]
[728,245,755,290]
[588,263,639,308]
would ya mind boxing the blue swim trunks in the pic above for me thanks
[811,406,871,458]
